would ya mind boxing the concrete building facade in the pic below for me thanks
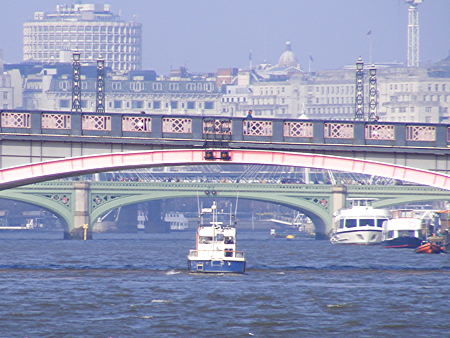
[23,3,142,72]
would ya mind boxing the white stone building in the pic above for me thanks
[23,3,142,72]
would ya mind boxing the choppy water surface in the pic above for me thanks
[0,231,448,337]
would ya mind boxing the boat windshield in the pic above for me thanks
[398,230,416,237]
[351,200,373,207]
[199,236,213,244]
[360,219,375,227]
[224,236,234,244]
[377,219,388,227]
[345,219,357,228]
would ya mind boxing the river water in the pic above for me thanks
[0,231,448,337]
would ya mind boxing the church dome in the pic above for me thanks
[278,41,298,68]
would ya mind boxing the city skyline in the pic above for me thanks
[0,0,449,73]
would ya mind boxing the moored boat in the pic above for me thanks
[187,201,245,273]
[381,209,434,249]
[415,241,446,254]
[330,199,390,245]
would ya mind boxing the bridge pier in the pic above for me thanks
[144,200,170,233]
[65,182,92,240]
[326,185,347,237]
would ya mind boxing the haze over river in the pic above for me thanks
[0,231,448,337]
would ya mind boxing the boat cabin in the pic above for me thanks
[382,209,434,241]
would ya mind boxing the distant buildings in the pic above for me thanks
[0,5,447,123]
[0,50,15,109]
[222,44,450,123]
[23,3,142,72]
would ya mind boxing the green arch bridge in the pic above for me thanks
[1,181,450,239]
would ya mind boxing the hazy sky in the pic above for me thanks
[0,0,449,73]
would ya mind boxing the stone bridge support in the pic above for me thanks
[331,185,347,215]
[68,182,92,239]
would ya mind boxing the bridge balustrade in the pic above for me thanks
[0,110,448,148]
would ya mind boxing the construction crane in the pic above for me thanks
[405,0,424,67]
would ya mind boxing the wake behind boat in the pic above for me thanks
[330,198,390,245]
[187,201,245,273]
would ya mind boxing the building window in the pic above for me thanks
[425,107,432,113]
[114,100,122,109]
[132,100,143,109]
[59,81,69,90]
[112,82,121,90]
[81,100,88,108]
[153,101,161,109]
[204,101,214,109]
[170,101,178,109]
[187,101,195,109]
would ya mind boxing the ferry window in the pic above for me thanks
[199,236,213,244]
[339,219,344,229]
[345,219,357,228]
[398,230,415,237]
[224,236,234,244]
[387,231,395,238]
[215,234,224,241]
[360,219,374,227]
[377,219,387,227]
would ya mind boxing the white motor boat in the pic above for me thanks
[330,198,391,245]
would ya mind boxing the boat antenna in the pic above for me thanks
[234,192,239,216]
[196,191,201,217]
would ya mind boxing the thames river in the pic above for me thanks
[0,231,448,337]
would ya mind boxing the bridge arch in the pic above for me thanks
[90,191,331,238]
[1,149,450,190]
[0,191,71,231]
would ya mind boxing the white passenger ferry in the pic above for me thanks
[381,209,434,248]
[187,201,245,273]
[330,198,390,245]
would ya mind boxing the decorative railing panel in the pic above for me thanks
[406,125,436,141]
[122,116,152,132]
[1,112,31,128]
[42,114,71,129]
[203,119,232,135]
[162,117,192,133]
[365,124,395,140]
[243,120,273,136]
[82,115,111,131]
[324,123,354,139]
[283,122,313,137]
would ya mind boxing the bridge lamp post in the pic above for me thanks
[354,57,365,121]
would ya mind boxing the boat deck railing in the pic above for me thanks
[188,249,245,259]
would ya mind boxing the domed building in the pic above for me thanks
[255,41,302,80]
[278,41,299,68]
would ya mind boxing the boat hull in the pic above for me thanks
[382,236,422,248]
[187,259,246,273]
[330,229,382,245]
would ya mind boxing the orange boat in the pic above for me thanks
[415,242,446,254]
